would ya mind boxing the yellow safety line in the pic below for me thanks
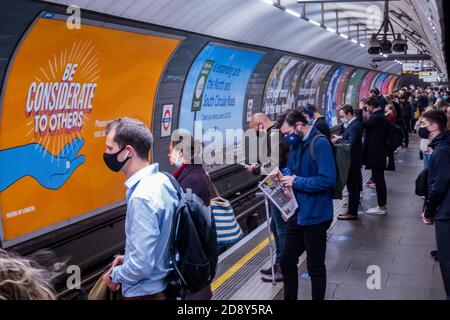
[211,235,274,292]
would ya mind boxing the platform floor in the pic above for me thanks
[281,135,446,300]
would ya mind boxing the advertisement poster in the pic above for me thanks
[296,62,332,111]
[344,69,367,107]
[317,65,339,114]
[335,67,355,112]
[381,75,393,95]
[388,76,399,94]
[373,73,389,92]
[178,43,263,170]
[325,66,347,127]
[358,71,378,102]
[263,56,306,119]
[0,16,180,245]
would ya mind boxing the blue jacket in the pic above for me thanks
[287,127,336,226]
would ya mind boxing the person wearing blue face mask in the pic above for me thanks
[299,104,331,140]
[333,105,363,221]
[279,110,336,300]
[168,134,212,300]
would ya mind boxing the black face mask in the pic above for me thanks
[103,146,130,172]
[418,127,430,139]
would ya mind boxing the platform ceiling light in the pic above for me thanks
[285,8,300,17]
[340,33,348,39]
[308,19,321,26]
[261,0,274,5]
[326,27,337,33]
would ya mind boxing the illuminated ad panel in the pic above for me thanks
[374,73,389,92]
[296,62,333,113]
[178,43,263,171]
[344,69,367,107]
[263,56,307,119]
[325,66,353,127]
[335,67,355,110]
[0,16,180,245]
[358,71,378,101]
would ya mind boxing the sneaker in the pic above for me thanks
[366,206,387,215]
[261,269,283,282]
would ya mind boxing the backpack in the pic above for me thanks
[309,134,351,200]
[385,122,404,153]
[415,167,428,197]
[162,172,218,299]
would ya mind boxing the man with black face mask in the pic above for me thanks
[101,117,179,300]
[362,97,390,216]
[419,110,450,300]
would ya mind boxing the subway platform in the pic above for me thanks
[290,135,446,300]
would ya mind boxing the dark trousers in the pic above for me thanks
[371,168,387,207]
[435,220,450,300]
[281,218,331,300]
[270,203,287,265]
[347,167,362,216]
[386,152,396,171]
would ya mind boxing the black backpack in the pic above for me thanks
[386,122,404,153]
[309,134,351,200]
[415,167,429,197]
[162,172,218,299]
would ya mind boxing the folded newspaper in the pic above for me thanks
[258,167,298,221]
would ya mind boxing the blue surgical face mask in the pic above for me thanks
[443,96,449,101]
[342,118,349,126]
[307,117,314,125]
[283,133,302,146]
[175,158,184,168]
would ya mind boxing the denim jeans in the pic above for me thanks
[270,203,287,265]
[424,153,431,168]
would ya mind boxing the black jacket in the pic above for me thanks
[314,116,331,140]
[175,164,211,205]
[425,131,450,221]
[362,110,390,170]
[342,118,363,170]
[252,124,290,175]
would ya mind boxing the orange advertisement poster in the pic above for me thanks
[0,17,180,245]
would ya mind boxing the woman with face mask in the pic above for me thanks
[167,134,213,300]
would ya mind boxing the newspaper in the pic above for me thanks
[258,167,298,221]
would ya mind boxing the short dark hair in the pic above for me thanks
[275,110,290,129]
[422,110,448,132]
[370,88,380,96]
[300,104,317,118]
[364,97,379,109]
[340,104,355,116]
[106,117,153,160]
[285,110,308,126]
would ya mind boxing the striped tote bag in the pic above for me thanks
[210,197,243,245]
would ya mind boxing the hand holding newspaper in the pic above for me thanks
[258,167,298,222]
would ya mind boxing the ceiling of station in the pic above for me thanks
[43,0,447,76]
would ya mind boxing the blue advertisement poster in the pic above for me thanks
[325,66,345,127]
[374,73,389,91]
[179,43,263,150]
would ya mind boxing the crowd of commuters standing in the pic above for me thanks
[1,85,449,301]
